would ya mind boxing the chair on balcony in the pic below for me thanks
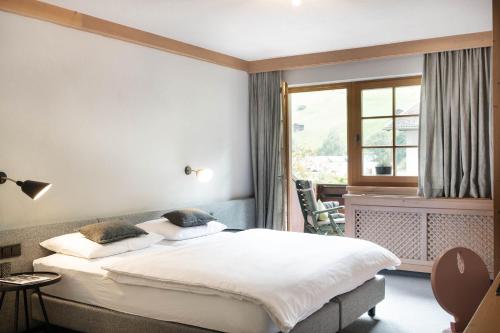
[295,179,345,236]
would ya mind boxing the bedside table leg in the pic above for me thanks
[14,290,19,333]
[23,290,30,331]
[35,288,50,331]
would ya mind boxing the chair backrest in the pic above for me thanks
[295,180,319,229]
[431,247,490,333]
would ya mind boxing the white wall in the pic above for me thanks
[284,55,423,86]
[0,12,252,231]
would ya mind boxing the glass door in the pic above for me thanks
[287,84,349,232]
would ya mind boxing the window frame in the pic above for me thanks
[287,82,352,186]
[349,76,421,187]
[287,75,421,188]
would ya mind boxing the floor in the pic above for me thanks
[343,271,452,333]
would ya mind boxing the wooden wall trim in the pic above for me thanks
[248,32,493,73]
[493,0,500,275]
[0,0,250,71]
[0,1,494,74]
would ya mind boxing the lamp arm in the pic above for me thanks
[185,166,203,175]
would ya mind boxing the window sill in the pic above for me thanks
[346,186,417,196]
[343,190,493,211]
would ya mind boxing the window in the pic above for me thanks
[289,84,348,185]
[350,77,421,186]
[287,76,421,187]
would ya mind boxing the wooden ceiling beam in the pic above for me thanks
[248,31,493,73]
[0,0,494,74]
[0,0,250,72]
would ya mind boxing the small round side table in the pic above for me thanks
[0,271,61,332]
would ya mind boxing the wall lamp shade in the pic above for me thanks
[0,171,52,200]
[184,166,213,183]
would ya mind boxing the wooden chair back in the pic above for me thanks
[431,247,490,333]
[295,180,319,230]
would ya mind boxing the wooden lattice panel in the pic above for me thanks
[355,209,422,260]
[427,213,494,272]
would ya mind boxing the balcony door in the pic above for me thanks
[287,84,349,232]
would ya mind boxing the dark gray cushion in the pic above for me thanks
[323,201,340,209]
[79,221,147,244]
[163,209,216,227]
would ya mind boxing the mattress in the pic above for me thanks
[33,234,279,333]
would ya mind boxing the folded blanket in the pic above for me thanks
[103,229,400,332]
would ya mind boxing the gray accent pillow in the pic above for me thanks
[79,221,148,244]
[162,208,217,227]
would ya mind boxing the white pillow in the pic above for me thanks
[40,232,164,259]
[137,218,227,241]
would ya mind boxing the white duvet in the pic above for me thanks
[102,229,400,332]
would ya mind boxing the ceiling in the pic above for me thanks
[42,0,491,61]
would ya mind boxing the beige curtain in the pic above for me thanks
[418,47,492,198]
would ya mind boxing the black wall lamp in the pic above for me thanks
[0,171,52,200]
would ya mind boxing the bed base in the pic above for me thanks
[333,275,385,329]
[31,276,385,333]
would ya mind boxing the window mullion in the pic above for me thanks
[392,87,396,176]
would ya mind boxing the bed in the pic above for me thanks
[0,198,396,333]
[33,237,280,333]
